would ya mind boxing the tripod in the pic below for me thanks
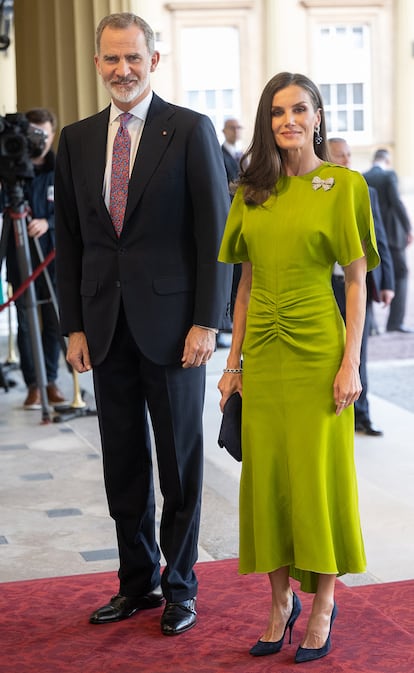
[1,182,98,422]
[28,225,97,423]
[1,182,51,421]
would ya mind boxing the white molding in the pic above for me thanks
[166,1,254,11]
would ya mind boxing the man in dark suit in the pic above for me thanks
[364,149,412,333]
[54,13,231,636]
[328,138,395,436]
[221,117,243,186]
[217,118,243,347]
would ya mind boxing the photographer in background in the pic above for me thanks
[5,108,68,409]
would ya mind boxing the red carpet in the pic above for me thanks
[2,559,413,672]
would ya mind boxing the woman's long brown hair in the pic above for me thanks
[239,72,330,205]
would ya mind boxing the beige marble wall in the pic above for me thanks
[2,0,413,194]
[14,0,101,130]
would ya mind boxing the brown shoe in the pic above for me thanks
[47,383,68,407]
[23,386,41,410]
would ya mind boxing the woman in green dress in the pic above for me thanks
[218,72,379,664]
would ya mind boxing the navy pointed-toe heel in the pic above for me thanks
[249,592,302,657]
[295,601,338,663]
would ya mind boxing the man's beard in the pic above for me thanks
[105,78,146,104]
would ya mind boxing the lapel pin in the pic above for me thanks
[162,130,167,136]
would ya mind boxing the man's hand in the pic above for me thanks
[67,331,92,373]
[27,218,49,239]
[181,326,216,368]
[379,289,395,307]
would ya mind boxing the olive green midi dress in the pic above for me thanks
[218,164,380,592]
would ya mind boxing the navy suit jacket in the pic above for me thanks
[368,186,394,299]
[221,145,240,185]
[364,165,411,249]
[55,94,231,366]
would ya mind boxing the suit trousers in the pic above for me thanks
[354,302,372,424]
[387,247,408,330]
[92,304,205,602]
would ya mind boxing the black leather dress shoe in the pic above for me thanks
[355,421,383,437]
[160,598,197,635]
[387,325,414,333]
[89,586,164,624]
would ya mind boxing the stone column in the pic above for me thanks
[0,25,16,115]
[263,0,307,79]
[394,0,414,192]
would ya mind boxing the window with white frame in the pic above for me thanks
[320,81,365,133]
[180,26,241,137]
[314,24,372,142]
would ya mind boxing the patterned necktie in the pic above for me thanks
[109,112,132,237]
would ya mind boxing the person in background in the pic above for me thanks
[54,13,231,637]
[364,148,412,333]
[6,107,67,410]
[217,118,244,348]
[218,72,379,664]
[221,118,243,186]
[328,138,395,437]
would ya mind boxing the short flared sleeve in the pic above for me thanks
[333,168,380,272]
[218,188,250,264]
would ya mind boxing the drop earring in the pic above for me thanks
[314,126,323,145]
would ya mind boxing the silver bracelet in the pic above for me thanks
[223,368,243,374]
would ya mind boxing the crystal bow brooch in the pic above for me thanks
[312,176,335,191]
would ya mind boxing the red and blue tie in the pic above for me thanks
[109,112,132,237]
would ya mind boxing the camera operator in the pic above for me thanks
[5,108,67,409]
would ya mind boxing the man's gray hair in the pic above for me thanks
[96,13,155,54]
[373,148,390,163]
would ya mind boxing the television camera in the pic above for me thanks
[0,112,46,185]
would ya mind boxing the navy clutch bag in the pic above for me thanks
[218,392,242,462]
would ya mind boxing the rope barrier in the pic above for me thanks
[0,249,56,312]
